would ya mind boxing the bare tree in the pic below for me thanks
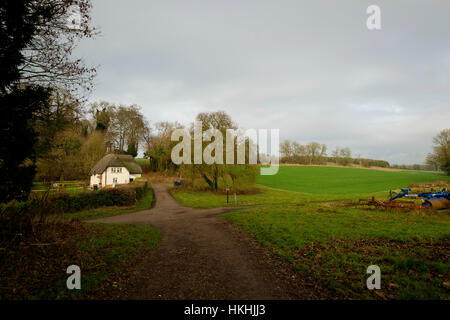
[306,142,321,164]
[195,110,236,132]
[292,142,306,157]
[144,121,181,172]
[319,144,327,163]
[332,147,340,163]
[89,102,149,155]
[339,147,352,165]
[280,140,293,158]
[19,0,98,98]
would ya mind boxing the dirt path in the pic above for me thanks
[88,183,316,299]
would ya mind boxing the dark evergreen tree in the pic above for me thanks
[126,142,138,158]
[0,86,52,202]
[0,0,54,92]
[0,0,52,202]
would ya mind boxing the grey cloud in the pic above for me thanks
[75,0,450,164]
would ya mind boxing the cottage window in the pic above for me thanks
[113,178,118,184]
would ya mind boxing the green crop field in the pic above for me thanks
[258,166,448,195]
[171,166,449,208]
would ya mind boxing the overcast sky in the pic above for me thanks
[75,0,450,164]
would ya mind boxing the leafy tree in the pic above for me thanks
[177,111,259,192]
[426,129,450,175]
[226,165,259,191]
[36,127,107,181]
[36,126,83,181]
[80,130,106,174]
[191,111,237,191]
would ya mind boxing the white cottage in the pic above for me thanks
[89,154,142,189]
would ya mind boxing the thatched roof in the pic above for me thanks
[89,154,142,175]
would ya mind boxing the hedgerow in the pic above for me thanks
[43,181,148,213]
[0,181,148,242]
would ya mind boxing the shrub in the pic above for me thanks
[0,194,58,242]
[48,181,148,213]
[0,200,34,242]
[1,182,148,243]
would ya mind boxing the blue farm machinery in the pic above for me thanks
[347,185,450,210]
[387,188,450,209]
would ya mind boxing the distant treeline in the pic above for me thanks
[281,155,390,168]
[391,164,437,171]
[280,140,390,167]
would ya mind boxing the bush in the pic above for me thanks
[179,165,259,192]
[1,182,148,243]
[0,200,34,242]
[0,194,58,242]
[49,181,148,213]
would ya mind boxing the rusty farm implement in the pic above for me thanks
[343,187,450,210]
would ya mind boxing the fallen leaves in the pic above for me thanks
[373,291,387,300]
[0,220,158,299]
[291,237,450,299]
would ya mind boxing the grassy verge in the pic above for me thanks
[222,204,450,299]
[0,221,161,299]
[170,185,388,209]
[66,184,153,221]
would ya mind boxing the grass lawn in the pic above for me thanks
[171,167,448,208]
[66,184,154,221]
[171,185,388,209]
[223,204,450,299]
[0,221,161,299]
[258,166,448,194]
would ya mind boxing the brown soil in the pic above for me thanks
[88,183,319,299]
[408,181,449,188]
